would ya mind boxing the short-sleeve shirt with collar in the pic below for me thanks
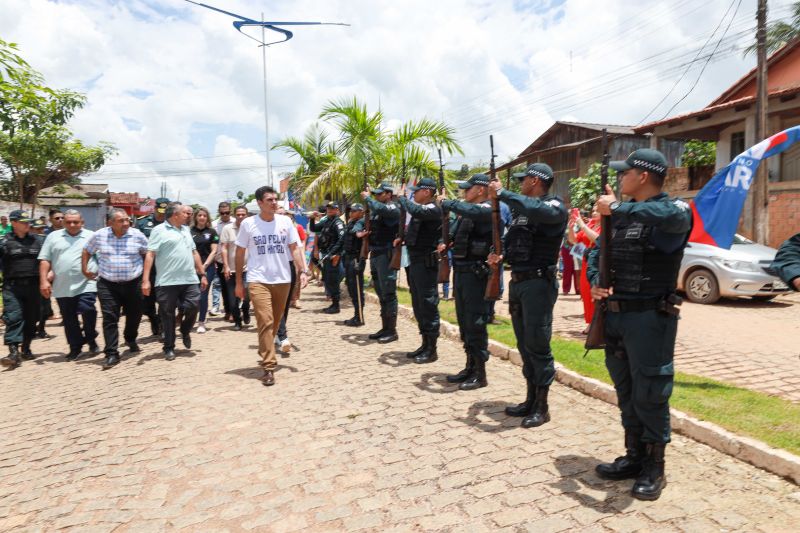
[38,228,97,297]
[84,226,148,282]
[147,221,198,287]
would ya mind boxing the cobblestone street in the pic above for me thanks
[1,285,798,532]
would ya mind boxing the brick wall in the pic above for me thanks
[664,167,690,194]
[768,189,800,248]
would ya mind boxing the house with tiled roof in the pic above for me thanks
[636,38,800,247]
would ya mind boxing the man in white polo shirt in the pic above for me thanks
[142,203,208,361]
[235,185,308,386]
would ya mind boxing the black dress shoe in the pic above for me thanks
[242,310,251,325]
[127,342,141,353]
[36,329,47,339]
[88,342,101,354]
[182,333,191,349]
[164,350,176,361]
[20,345,35,360]
[233,323,243,331]
[66,348,81,361]
[103,354,120,369]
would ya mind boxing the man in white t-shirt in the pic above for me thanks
[235,186,308,386]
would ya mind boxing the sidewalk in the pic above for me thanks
[0,286,798,531]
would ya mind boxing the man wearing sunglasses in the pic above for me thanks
[212,202,234,318]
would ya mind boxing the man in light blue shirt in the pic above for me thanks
[39,210,99,361]
[142,203,207,360]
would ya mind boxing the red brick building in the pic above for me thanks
[637,39,800,248]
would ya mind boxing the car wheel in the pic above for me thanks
[751,295,777,302]
[684,268,720,304]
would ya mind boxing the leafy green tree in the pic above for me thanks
[681,140,716,167]
[275,96,462,205]
[0,39,115,208]
[569,162,617,212]
[744,2,800,56]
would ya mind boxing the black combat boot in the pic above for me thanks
[406,336,428,359]
[323,297,340,314]
[377,315,399,344]
[521,386,550,428]
[446,351,473,383]
[631,443,667,501]
[368,312,388,340]
[414,335,438,363]
[596,430,646,480]
[459,351,488,391]
[20,342,34,360]
[1,344,21,368]
[505,381,535,417]
[344,312,364,327]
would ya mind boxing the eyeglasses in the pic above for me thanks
[219,211,231,215]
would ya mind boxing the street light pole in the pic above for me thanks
[261,13,272,189]
[753,0,769,244]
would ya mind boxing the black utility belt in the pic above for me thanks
[453,261,491,278]
[409,251,440,267]
[606,294,682,316]
[510,267,554,283]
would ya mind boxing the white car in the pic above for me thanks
[677,234,791,304]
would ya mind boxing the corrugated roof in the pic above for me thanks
[556,121,636,135]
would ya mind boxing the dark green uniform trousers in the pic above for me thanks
[406,259,440,337]
[322,256,344,299]
[344,256,364,313]
[370,250,398,317]
[2,279,41,345]
[604,309,676,444]
[508,276,557,387]
[454,267,491,358]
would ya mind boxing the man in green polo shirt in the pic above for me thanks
[142,203,208,360]
[38,209,100,361]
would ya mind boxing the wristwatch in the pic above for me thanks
[609,200,622,213]
[301,270,310,276]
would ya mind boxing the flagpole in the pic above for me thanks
[261,12,272,189]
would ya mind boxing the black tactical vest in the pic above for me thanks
[504,196,565,270]
[318,218,342,253]
[609,220,688,296]
[3,234,42,279]
[369,202,398,250]
[452,217,492,262]
[342,220,363,256]
[404,216,440,253]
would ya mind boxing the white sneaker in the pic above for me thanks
[197,323,207,334]
[274,337,280,346]
[280,339,292,352]
[209,307,219,316]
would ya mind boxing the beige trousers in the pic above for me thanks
[248,282,291,370]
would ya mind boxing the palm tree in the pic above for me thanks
[272,123,338,204]
[275,96,463,205]
[744,1,800,56]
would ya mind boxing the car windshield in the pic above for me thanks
[733,234,753,245]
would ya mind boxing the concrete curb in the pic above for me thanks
[365,291,800,485]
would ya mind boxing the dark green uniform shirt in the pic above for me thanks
[136,214,165,238]
[771,233,800,290]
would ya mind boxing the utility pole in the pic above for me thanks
[752,0,769,243]
[261,12,272,189]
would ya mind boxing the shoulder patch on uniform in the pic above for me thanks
[673,199,690,211]
[386,204,397,210]
[421,203,436,210]
[478,202,491,208]
[544,199,562,208]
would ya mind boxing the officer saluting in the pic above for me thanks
[440,174,494,389]
[342,204,367,326]
[589,148,692,501]
[396,177,442,364]
[488,163,567,428]
[0,210,44,368]
[309,202,346,314]
[361,182,400,343]
[136,197,169,336]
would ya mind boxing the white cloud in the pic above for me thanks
[1,0,792,207]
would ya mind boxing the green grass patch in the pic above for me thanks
[386,286,800,455]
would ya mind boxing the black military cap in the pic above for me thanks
[513,163,554,183]
[610,148,668,177]
[9,209,33,222]
[457,173,491,189]
[326,201,340,210]
[155,197,171,214]
[350,203,364,211]
[408,177,437,192]
[371,181,395,195]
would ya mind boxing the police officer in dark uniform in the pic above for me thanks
[440,174,494,389]
[310,202,346,314]
[136,197,169,335]
[588,148,692,501]
[396,177,442,364]
[488,163,567,428]
[0,210,44,368]
[772,233,800,291]
[362,182,400,343]
[342,204,367,326]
